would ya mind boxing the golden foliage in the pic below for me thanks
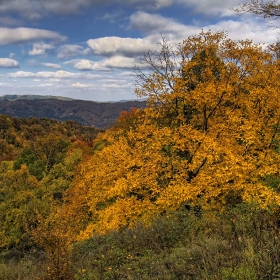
[73,31,280,237]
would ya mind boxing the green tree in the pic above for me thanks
[14,148,45,180]
[0,164,48,249]
[34,134,70,172]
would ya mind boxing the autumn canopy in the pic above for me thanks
[73,31,280,237]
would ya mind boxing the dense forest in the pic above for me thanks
[2,25,280,279]
[0,97,146,128]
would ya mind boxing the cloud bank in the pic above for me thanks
[87,36,155,57]
[0,27,66,45]
[0,58,19,68]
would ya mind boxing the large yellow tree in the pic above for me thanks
[75,31,280,238]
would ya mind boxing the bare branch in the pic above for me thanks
[234,0,280,23]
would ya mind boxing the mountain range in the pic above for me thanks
[0,95,146,128]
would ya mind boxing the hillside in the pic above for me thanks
[0,94,75,101]
[0,97,146,128]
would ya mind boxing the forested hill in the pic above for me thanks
[0,97,146,128]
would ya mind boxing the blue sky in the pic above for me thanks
[0,0,278,102]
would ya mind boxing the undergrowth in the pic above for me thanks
[1,203,280,280]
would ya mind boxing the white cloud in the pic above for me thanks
[130,11,279,45]
[0,0,248,20]
[65,59,110,71]
[87,36,155,57]
[68,56,139,71]
[27,59,61,69]
[0,27,66,45]
[0,58,19,68]
[57,44,85,59]
[180,0,247,17]
[41,63,61,69]
[139,0,175,9]
[38,83,53,87]
[1,68,138,101]
[29,42,55,55]
[0,0,176,19]
[72,82,88,88]
[103,56,138,68]
[83,48,92,56]
[101,83,132,89]
[130,11,195,41]
[7,70,100,79]
[0,0,42,20]
[41,0,95,15]
[206,19,279,44]
[102,10,125,23]
[73,59,108,71]
[8,70,75,78]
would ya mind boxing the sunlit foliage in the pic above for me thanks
[74,31,280,237]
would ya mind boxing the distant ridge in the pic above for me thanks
[0,96,146,128]
[0,95,74,101]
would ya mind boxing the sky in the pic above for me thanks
[0,0,278,102]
